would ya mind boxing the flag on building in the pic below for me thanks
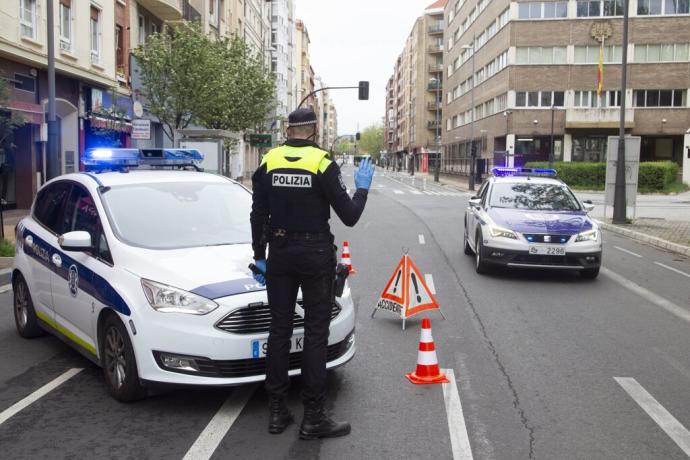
[597,43,604,98]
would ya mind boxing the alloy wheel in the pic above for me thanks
[105,327,127,389]
[14,281,29,329]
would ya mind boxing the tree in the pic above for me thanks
[0,74,24,150]
[358,123,384,159]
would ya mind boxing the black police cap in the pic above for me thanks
[287,108,317,127]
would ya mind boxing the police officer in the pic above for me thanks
[250,108,374,439]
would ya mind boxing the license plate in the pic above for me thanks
[252,335,304,359]
[529,245,566,256]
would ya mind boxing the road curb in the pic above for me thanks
[596,220,690,257]
[0,268,12,287]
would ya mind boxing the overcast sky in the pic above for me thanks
[294,0,435,135]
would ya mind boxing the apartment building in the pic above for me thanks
[442,0,690,183]
[294,19,315,111]
[0,0,130,208]
[271,0,295,144]
[384,0,448,172]
[314,77,338,151]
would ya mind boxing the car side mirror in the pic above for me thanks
[59,231,92,252]
[469,198,482,208]
[583,202,595,212]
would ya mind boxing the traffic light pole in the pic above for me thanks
[612,0,630,224]
[297,82,369,109]
[47,0,59,181]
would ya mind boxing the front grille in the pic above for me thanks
[523,234,571,244]
[153,337,350,379]
[512,254,584,266]
[215,301,342,335]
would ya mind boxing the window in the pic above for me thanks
[59,0,72,50]
[63,185,112,263]
[574,90,622,107]
[13,73,36,93]
[516,47,567,64]
[664,0,690,13]
[574,45,622,63]
[151,23,159,34]
[116,25,124,73]
[637,0,663,14]
[578,0,624,15]
[633,89,686,107]
[20,0,37,39]
[634,43,690,62]
[209,0,220,28]
[33,182,72,235]
[516,91,565,107]
[519,1,568,19]
[138,15,145,44]
[90,6,101,63]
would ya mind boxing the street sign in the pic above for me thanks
[248,134,272,148]
[604,136,641,219]
[131,119,151,140]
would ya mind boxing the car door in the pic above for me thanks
[22,181,72,321]
[50,183,113,355]
[467,181,489,248]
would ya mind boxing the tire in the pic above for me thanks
[463,223,473,255]
[475,231,490,274]
[580,267,600,279]
[13,273,45,338]
[101,315,146,402]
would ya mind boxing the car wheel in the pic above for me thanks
[580,267,600,279]
[102,315,146,402]
[463,223,473,255]
[13,273,45,338]
[475,231,490,274]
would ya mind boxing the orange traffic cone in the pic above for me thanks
[341,241,357,274]
[406,317,449,385]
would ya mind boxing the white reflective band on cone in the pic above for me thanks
[417,350,439,365]
[420,329,434,343]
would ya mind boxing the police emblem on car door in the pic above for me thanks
[68,264,79,297]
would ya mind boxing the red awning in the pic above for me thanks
[2,101,43,124]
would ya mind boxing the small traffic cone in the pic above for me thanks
[406,317,449,385]
[341,241,357,274]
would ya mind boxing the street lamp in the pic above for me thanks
[549,106,556,169]
[461,35,476,191]
[503,110,512,167]
[613,0,631,224]
[429,77,441,182]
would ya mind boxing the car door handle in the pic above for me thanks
[51,254,62,268]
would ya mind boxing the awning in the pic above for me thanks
[1,101,43,124]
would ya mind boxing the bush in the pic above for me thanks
[525,160,680,192]
[0,239,14,257]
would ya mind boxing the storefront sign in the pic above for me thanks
[132,119,151,140]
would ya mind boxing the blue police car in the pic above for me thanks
[464,168,602,278]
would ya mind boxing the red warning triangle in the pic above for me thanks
[380,256,406,305]
[403,257,439,318]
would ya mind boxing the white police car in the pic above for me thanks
[12,148,355,401]
[464,168,602,278]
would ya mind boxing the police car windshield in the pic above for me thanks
[101,181,251,249]
[489,182,581,212]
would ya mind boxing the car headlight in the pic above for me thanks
[575,229,599,242]
[141,279,218,315]
[488,225,518,240]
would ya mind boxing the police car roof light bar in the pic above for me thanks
[83,148,204,172]
[491,167,558,177]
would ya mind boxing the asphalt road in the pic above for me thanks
[1,166,689,459]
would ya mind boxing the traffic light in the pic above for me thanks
[358,81,369,100]
[356,132,361,141]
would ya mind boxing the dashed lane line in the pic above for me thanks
[425,273,436,294]
[183,384,257,460]
[442,368,474,460]
[0,368,83,426]
[394,189,405,195]
[411,190,423,195]
[654,262,690,279]
[601,267,690,324]
[614,246,643,258]
[0,284,12,294]
[419,234,426,245]
[615,377,690,457]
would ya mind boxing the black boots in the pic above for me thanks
[298,402,351,440]
[268,397,294,434]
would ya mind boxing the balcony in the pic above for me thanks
[565,108,635,129]
[427,120,441,129]
[428,63,443,73]
[428,25,444,35]
[427,101,442,111]
[428,44,444,54]
[139,0,183,21]
[427,83,442,92]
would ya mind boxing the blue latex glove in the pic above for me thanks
[355,158,374,190]
[253,260,267,286]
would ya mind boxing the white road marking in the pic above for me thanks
[615,377,690,457]
[425,273,436,294]
[601,267,690,324]
[442,368,474,460]
[411,190,423,195]
[0,368,83,426]
[614,246,643,258]
[0,284,12,294]
[654,262,690,279]
[419,234,426,245]
[183,385,256,460]
[394,189,404,195]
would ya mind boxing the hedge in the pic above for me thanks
[524,161,679,192]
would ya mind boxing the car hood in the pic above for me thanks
[119,243,265,300]
[487,208,593,235]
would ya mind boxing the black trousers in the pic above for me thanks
[265,240,336,404]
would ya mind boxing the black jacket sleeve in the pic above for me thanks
[320,161,368,227]
[250,164,269,260]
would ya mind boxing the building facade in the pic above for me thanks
[314,77,338,151]
[270,0,295,144]
[442,0,690,183]
[294,19,315,111]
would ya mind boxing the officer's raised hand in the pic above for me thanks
[354,158,374,191]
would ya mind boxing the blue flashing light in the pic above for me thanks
[491,167,558,178]
[84,148,204,170]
